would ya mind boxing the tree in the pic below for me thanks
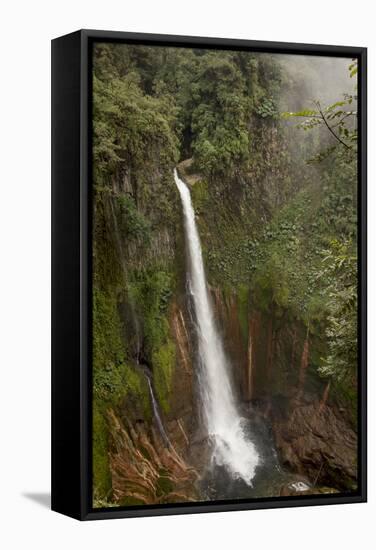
[318,239,357,387]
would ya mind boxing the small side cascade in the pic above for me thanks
[145,373,170,447]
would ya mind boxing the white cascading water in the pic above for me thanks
[146,376,170,447]
[174,169,259,484]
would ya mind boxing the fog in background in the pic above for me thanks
[276,54,356,112]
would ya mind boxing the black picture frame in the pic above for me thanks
[51,29,367,520]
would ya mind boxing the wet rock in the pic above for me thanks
[279,480,339,497]
[176,158,202,186]
[272,402,357,491]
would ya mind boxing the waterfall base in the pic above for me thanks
[196,405,311,500]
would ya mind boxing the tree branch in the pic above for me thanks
[315,101,352,150]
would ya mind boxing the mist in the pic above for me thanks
[276,54,356,111]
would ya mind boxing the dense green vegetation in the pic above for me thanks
[92,43,358,504]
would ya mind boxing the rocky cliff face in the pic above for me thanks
[210,286,357,492]
[102,298,199,506]
[93,160,357,507]
[108,408,198,505]
[100,256,357,508]
[272,402,357,491]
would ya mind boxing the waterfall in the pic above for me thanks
[174,169,259,484]
[146,375,170,447]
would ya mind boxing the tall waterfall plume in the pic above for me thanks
[174,169,259,484]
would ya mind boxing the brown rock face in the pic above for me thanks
[208,294,358,493]
[106,301,201,507]
[272,401,357,491]
[167,304,196,425]
[108,409,199,505]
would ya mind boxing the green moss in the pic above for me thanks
[92,285,151,502]
[93,287,125,377]
[93,280,151,411]
[128,267,176,413]
[93,359,150,412]
[191,179,209,213]
[123,362,141,393]
[156,475,174,496]
[122,363,152,418]
[118,496,144,506]
[92,285,129,503]
[92,402,111,501]
[153,339,176,413]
